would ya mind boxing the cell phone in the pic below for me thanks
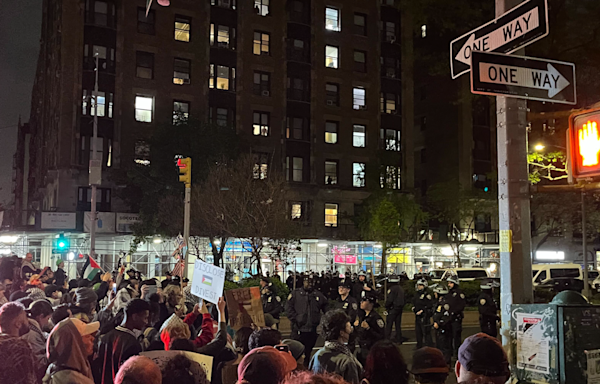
[276,345,290,353]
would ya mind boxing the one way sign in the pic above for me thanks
[471,51,576,105]
[450,0,548,79]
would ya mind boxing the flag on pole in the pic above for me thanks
[145,0,153,16]
[82,255,102,281]
[172,260,185,277]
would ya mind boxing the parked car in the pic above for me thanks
[532,263,583,293]
[441,268,489,282]
[428,269,446,282]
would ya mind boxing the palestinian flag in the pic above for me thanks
[82,255,102,280]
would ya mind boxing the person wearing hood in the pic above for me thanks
[0,302,37,384]
[43,317,99,384]
[22,300,54,380]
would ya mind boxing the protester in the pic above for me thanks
[455,333,510,384]
[54,260,67,288]
[362,340,409,384]
[51,304,73,326]
[282,371,351,384]
[221,327,254,384]
[160,314,192,350]
[237,346,297,384]
[183,300,215,348]
[157,284,185,329]
[162,354,210,384]
[73,287,98,323]
[114,356,162,384]
[141,300,161,350]
[44,284,62,305]
[411,347,449,384]
[21,252,40,280]
[10,289,28,302]
[94,298,150,384]
[0,302,37,384]
[43,318,99,384]
[248,327,282,350]
[23,299,54,379]
[26,285,47,301]
[309,309,361,383]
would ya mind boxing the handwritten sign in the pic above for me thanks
[191,259,225,304]
[225,287,265,330]
[333,246,358,265]
[141,350,213,380]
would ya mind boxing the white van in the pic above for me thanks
[441,268,489,281]
[532,263,583,292]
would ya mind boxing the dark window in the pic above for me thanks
[253,111,270,136]
[209,107,233,127]
[325,161,338,185]
[383,21,396,42]
[354,13,367,36]
[136,51,154,79]
[326,83,339,107]
[83,44,115,73]
[138,7,155,35]
[289,0,309,24]
[550,269,581,279]
[253,71,271,96]
[77,187,112,212]
[286,156,304,182]
[456,270,488,279]
[211,0,237,9]
[287,77,309,101]
[421,116,427,131]
[421,148,427,163]
[173,58,191,85]
[381,56,399,78]
[86,0,115,28]
[354,50,366,72]
[288,39,309,62]
[287,117,306,140]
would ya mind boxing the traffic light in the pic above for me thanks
[568,108,600,180]
[177,157,192,187]
[53,234,70,254]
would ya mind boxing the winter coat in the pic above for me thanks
[22,318,49,380]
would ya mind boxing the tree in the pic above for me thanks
[528,151,569,184]
[426,181,497,267]
[357,193,427,274]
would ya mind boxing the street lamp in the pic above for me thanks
[534,144,545,151]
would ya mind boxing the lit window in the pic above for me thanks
[136,51,154,79]
[325,8,340,31]
[380,129,401,151]
[91,91,105,117]
[175,16,191,42]
[253,111,270,136]
[326,83,339,106]
[325,161,338,185]
[135,95,153,123]
[354,13,367,36]
[253,153,269,179]
[325,46,339,68]
[134,141,150,166]
[353,87,366,110]
[354,50,366,72]
[353,163,366,187]
[254,0,269,16]
[173,101,190,124]
[253,31,270,55]
[286,117,304,140]
[325,203,338,227]
[209,64,235,90]
[211,24,234,48]
[421,24,427,38]
[291,202,302,220]
[292,157,303,182]
[353,125,366,147]
[173,58,191,85]
[380,93,397,114]
[325,121,338,144]
[381,165,401,190]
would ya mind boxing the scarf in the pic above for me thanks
[324,340,353,358]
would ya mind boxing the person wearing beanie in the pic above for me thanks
[455,333,510,384]
[282,339,306,367]
[54,259,67,289]
[237,346,297,384]
[411,347,449,384]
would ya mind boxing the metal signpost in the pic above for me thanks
[450,0,548,79]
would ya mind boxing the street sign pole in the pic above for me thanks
[496,0,534,348]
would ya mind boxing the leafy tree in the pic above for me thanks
[528,151,568,184]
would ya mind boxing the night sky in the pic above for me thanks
[0,1,41,206]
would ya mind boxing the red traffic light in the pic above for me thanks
[569,108,600,180]
[177,158,187,168]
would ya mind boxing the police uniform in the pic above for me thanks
[432,287,452,364]
[356,294,385,365]
[446,280,466,359]
[412,281,434,348]
[285,281,328,356]
[332,281,359,323]
[478,285,498,337]
[261,288,283,324]
[352,273,373,301]
[384,276,405,343]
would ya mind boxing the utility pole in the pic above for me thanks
[89,54,102,260]
[496,0,534,346]
[177,157,192,279]
[582,188,590,298]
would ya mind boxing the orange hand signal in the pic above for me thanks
[578,121,600,167]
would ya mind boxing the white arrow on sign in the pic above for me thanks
[479,62,570,98]
[455,7,540,65]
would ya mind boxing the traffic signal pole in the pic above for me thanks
[183,184,191,279]
[496,0,534,347]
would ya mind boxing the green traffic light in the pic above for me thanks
[58,241,66,248]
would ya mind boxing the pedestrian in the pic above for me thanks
[445,277,466,360]
[54,260,67,289]
[412,278,434,348]
[44,318,100,384]
[114,356,162,384]
[478,282,498,338]
[384,274,405,343]
[94,298,150,384]
[432,286,452,365]
[309,309,362,383]
[455,333,510,384]
[23,299,54,380]
[0,302,37,384]
[411,347,449,384]
[352,271,372,301]
[355,292,385,365]
[236,346,297,384]
[286,276,328,358]
[362,340,409,384]
[261,277,283,328]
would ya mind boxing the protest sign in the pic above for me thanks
[225,287,265,330]
[191,259,225,304]
[141,351,213,380]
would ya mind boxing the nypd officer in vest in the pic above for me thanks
[260,277,283,328]
[286,275,328,357]
[355,291,385,365]
[331,278,359,351]
[384,274,405,343]
[412,278,434,348]
[446,276,466,359]
[478,281,498,337]
[432,285,452,365]
[352,270,373,301]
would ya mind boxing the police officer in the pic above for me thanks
[260,277,282,328]
[446,276,466,359]
[356,291,385,365]
[384,274,405,343]
[478,282,498,337]
[432,285,452,365]
[286,276,328,357]
[412,278,434,348]
[332,279,359,323]
[352,271,373,301]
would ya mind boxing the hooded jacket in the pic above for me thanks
[43,319,95,384]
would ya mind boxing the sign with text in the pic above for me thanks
[84,212,116,233]
[40,212,76,230]
[116,213,141,233]
[450,0,548,79]
[471,51,576,104]
[191,259,225,304]
[333,246,358,265]
[225,287,265,330]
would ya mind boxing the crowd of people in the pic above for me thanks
[0,253,508,384]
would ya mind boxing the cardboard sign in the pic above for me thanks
[191,259,225,304]
[225,287,265,330]
[141,351,213,380]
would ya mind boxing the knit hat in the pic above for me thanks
[458,333,509,378]
[282,339,305,361]
[411,347,449,374]
[56,259,64,267]
[238,346,296,384]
